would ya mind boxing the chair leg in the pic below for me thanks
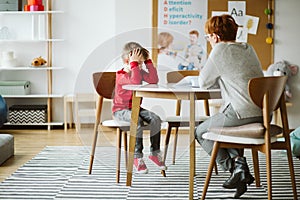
[123,131,128,170]
[251,149,261,187]
[64,96,68,132]
[163,124,172,164]
[89,96,102,175]
[116,128,122,183]
[265,147,272,200]
[68,102,74,129]
[201,141,220,200]
[286,145,298,200]
[88,124,99,174]
[75,99,80,133]
[172,126,179,164]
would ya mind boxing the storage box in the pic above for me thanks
[0,81,31,95]
[0,0,22,11]
[9,105,47,124]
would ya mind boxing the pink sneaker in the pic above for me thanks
[134,158,148,174]
[148,154,167,170]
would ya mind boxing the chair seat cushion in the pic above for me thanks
[203,123,283,145]
[208,123,282,138]
[203,131,278,145]
[165,115,209,122]
[102,120,130,127]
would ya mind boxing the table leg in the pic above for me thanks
[126,91,142,186]
[189,92,195,200]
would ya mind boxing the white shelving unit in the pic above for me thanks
[0,39,64,42]
[0,66,63,70]
[0,10,63,14]
[0,0,63,129]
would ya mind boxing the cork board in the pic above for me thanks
[208,0,274,70]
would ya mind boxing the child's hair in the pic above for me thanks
[122,42,143,61]
[138,48,149,60]
[189,30,199,37]
[205,14,238,41]
[158,32,174,50]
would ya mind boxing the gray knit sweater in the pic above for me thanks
[199,42,264,119]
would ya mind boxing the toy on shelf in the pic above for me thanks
[24,0,44,11]
[31,56,47,67]
[0,51,18,67]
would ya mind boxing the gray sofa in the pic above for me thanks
[0,95,14,165]
[0,134,14,165]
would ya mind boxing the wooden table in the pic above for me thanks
[123,84,221,200]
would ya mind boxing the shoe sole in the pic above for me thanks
[158,166,167,170]
[134,168,149,174]
[148,157,168,171]
[223,173,254,189]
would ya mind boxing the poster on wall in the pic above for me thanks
[212,1,259,43]
[156,0,208,73]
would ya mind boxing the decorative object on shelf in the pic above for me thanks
[31,56,47,67]
[9,104,47,124]
[24,0,44,11]
[265,60,299,100]
[0,0,22,11]
[0,26,11,40]
[0,51,18,67]
[0,94,8,126]
[0,80,31,95]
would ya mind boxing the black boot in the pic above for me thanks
[223,167,241,189]
[234,181,247,199]
[223,157,254,189]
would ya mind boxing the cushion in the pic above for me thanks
[0,134,14,165]
[203,131,278,145]
[102,119,130,127]
[101,120,150,131]
[0,95,8,127]
[165,115,209,122]
[290,127,300,157]
[208,123,282,138]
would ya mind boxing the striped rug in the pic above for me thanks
[0,146,299,199]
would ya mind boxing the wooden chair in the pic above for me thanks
[89,72,131,183]
[201,76,298,200]
[163,70,210,165]
[89,72,166,182]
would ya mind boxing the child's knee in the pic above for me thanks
[195,125,206,141]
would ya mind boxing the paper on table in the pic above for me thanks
[173,76,199,87]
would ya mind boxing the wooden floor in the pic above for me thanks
[0,125,190,182]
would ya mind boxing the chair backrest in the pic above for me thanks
[93,72,116,99]
[248,76,287,112]
[166,70,199,83]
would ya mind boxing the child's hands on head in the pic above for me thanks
[129,48,144,62]
[129,48,147,69]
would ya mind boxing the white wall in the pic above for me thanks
[2,0,300,129]
[274,0,300,129]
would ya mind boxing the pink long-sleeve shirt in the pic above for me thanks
[112,59,158,113]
